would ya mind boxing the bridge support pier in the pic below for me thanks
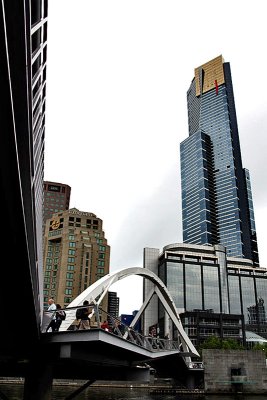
[23,360,53,400]
[125,367,150,382]
[186,373,195,390]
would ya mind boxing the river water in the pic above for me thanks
[0,384,266,400]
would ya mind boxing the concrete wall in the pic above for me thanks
[202,349,267,394]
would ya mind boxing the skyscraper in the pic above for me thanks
[180,55,259,265]
[43,208,110,308]
[43,181,71,226]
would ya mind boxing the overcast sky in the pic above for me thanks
[45,0,267,314]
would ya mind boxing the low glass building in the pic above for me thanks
[143,243,267,347]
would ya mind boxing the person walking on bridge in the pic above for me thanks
[76,300,91,330]
[46,298,57,332]
[55,304,66,331]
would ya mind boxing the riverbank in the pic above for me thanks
[0,377,205,395]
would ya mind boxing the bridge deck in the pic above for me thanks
[42,328,193,361]
[0,329,195,381]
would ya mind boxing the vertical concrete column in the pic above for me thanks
[143,247,160,335]
[186,373,195,390]
[214,245,229,313]
[164,312,169,337]
[23,360,53,400]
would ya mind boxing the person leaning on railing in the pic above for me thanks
[100,320,110,331]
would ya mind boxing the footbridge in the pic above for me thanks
[42,267,199,365]
[26,267,202,398]
[58,266,199,359]
[0,268,202,399]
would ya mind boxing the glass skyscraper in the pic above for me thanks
[180,55,259,265]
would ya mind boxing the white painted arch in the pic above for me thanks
[61,267,199,357]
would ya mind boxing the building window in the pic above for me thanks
[65,289,72,295]
[68,249,75,255]
[66,272,73,279]
[67,265,74,271]
[64,297,71,303]
[66,281,72,287]
[69,242,76,247]
[68,257,75,263]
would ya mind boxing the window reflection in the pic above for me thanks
[185,264,202,311]
[228,275,241,314]
[256,278,267,324]
[241,276,256,324]
[166,262,184,309]
[203,266,220,312]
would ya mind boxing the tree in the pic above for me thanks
[199,336,221,350]
[252,343,267,356]
[198,336,244,356]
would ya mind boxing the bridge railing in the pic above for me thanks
[186,361,204,370]
[42,304,182,353]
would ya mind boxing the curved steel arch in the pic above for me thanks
[62,267,199,356]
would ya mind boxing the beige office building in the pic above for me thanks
[43,208,110,308]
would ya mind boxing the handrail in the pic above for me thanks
[42,304,182,353]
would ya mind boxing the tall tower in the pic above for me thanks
[180,55,259,265]
[43,208,110,308]
[43,181,71,226]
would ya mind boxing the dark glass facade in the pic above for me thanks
[180,55,259,265]
[228,267,267,337]
[159,250,223,314]
[144,244,267,348]
[0,0,48,353]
